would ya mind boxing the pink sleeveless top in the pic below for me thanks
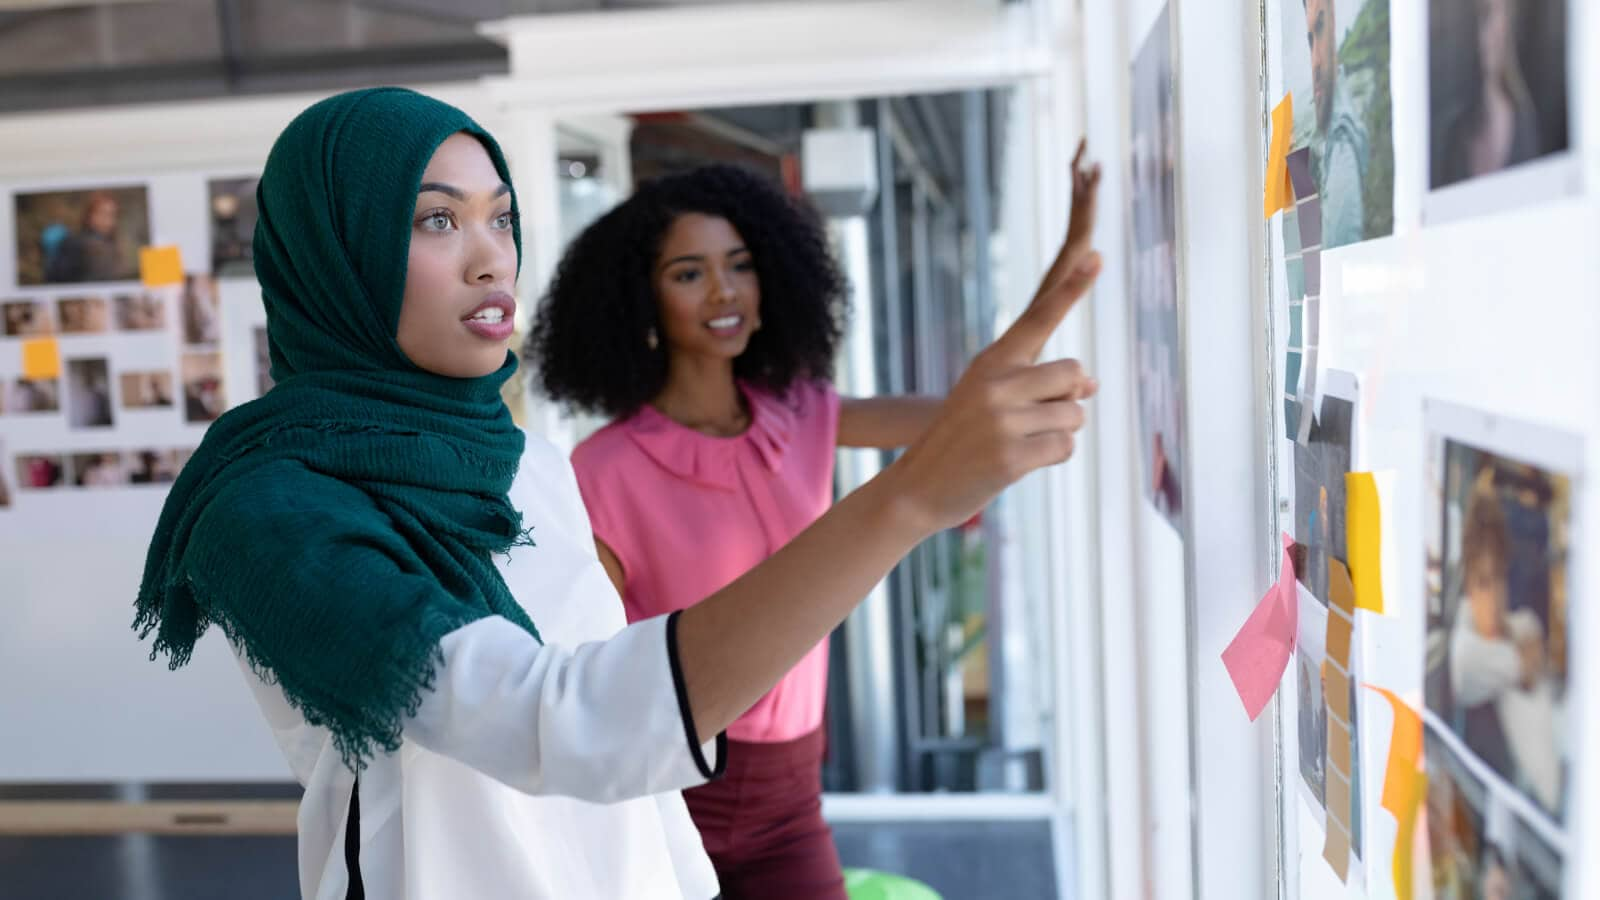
[570,381,840,743]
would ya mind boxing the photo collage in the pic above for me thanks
[1,177,266,502]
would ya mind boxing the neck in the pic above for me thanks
[652,353,746,435]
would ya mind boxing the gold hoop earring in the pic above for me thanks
[646,327,659,350]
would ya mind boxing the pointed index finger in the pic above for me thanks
[989,249,1102,366]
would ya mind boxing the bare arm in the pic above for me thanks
[677,232,1104,740]
[837,395,943,449]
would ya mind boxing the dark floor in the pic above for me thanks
[0,819,1055,899]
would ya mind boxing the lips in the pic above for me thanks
[462,292,516,341]
[705,313,745,338]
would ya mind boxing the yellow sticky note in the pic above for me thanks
[1263,93,1295,219]
[140,245,184,288]
[1347,472,1385,613]
[1367,685,1425,900]
[20,337,61,380]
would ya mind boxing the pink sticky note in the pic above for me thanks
[1222,532,1300,721]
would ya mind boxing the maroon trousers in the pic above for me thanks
[682,728,847,900]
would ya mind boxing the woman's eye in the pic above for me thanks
[493,212,515,230]
[734,259,755,273]
[419,211,454,231]
[673,269,701,284]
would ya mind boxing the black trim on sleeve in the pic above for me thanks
[665,610,728,781]
[344,779,364,899]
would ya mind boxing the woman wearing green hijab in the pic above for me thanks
[135,87,1103,899]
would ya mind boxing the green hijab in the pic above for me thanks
[135,88,540,770]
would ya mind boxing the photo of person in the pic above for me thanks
[114,292,167,331]
[56,296,110,334]
[1425,415,1573,825]
[15,454,64,489]
[0,440,12,509]
[3,300,53,337]
[209,176,260,278]
[182,274,222,345]
[65,357,114,429]
[7,378,60,414]
[128,449,179,485]
[13,186,150,285]
[1292,377,1355,602]
[1281,0,1394,248]
[253,325,275,396]
[1425,727,1564,900]
[181,351,225,423]
[120,370,175,409]
[71,451,127,488]
[1130,4,1186,535]
[1429,0,1569,190]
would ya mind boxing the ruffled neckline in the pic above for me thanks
[623,383,797,491]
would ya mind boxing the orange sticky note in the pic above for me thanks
[140,245,184,288]
[1263,93,1295,218]
[1367,685,1425,900]
[1321,812,1351,881]
[1347,472,1385,613]
[20,337,61,380]
[1222,533,1300,720]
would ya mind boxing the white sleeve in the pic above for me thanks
[403,611,725,804]
[1449,611,1524,707]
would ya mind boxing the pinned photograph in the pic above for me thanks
[56,296,110,334]
[13,186,150,285]
[7,378,60,414]
[209,176,260,278]
[0,440,11,509]
[254,325,275,396]
[114,292,167,331]
[15,454,64,489]
[1424,727,1564,899]
[182,274,222,345]
[181,351,225,423]
[128,449,180,485]
[120,370,175,409]
[1425,401,1577,833]
[1429,0,1569,190]
[71,451,128,488]
[65,357,114,429]
[1130,4,1186,535]
[1281,0,1395,247]
[3,300,53,337]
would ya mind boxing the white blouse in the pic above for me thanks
[235,434,724,899]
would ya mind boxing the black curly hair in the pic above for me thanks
[526,163,848,420]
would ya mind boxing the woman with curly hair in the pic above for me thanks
[529,148,1101,897]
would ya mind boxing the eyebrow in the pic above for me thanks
[417,182,512,201]
[659,247,751,270]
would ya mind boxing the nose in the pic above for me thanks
[709,267,737,304]
[465,224,514,286]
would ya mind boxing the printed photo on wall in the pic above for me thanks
[1429,0,1570,191]
[65,357,114,429]
[1292,371,1357,601]
[71,451,128,488]
[1281,0,1394,248]
[209,176,260,278]
[182,274,222,345]
[3,300,53,337]
[13,186,150,285]
[253,325,274,396]
[15,453,64,490]
[0,440,11,509]
[1424,401,1577,833]
[181,351,225,423]
[1425,726,1564,899]
[6,378,60,414]
[57,296,110,335]
[1130,3,1186,535]
[120,370,175,410]
[128,449,179,485]
[114,292,167,332]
